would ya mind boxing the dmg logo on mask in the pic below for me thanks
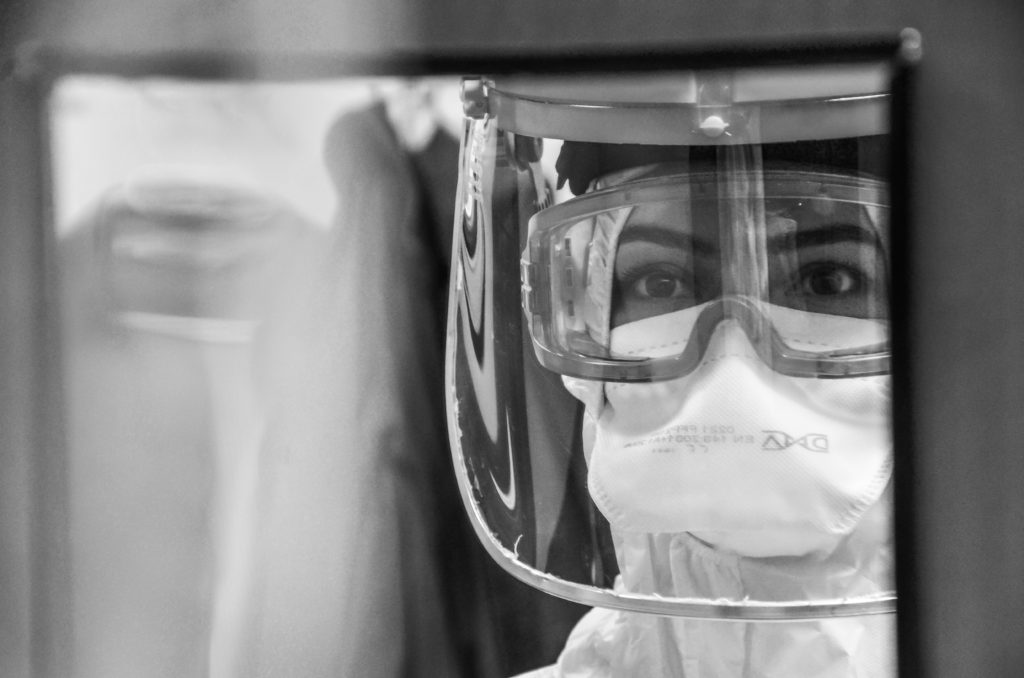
[762,430,830,453]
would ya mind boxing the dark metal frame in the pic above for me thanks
[1,28,921,674]
[0,61,71,678]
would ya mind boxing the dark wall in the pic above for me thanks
[4,1,1024,677]
[899,3,1024,677]
[18,0,909,59]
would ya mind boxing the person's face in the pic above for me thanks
[610,194,888,328]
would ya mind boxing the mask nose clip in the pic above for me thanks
[688,296,777,371]
[701,317,760,363]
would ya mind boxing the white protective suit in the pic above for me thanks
[517,496,896,677]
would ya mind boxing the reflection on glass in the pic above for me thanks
[51,73,586,678]
[53,77,365,678]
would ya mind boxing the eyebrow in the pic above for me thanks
[620,222,881,254]
[617,224,717,256]
[767,223,885,253]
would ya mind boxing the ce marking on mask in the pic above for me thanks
[624,425,756,454]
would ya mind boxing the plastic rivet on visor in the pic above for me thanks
[699,115,728,138]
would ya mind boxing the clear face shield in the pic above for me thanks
[447,64,896,619]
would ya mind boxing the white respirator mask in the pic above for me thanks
[577,309,892,558]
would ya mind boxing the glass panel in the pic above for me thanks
[51,76,368,678]
[50,75,584,678]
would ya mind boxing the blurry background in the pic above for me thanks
[51,78,368,230]
[49,75,585,678]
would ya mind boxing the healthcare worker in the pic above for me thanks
[445,63,898,677]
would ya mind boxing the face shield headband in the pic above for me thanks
[522,164,890,382]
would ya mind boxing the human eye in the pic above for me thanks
[798,262,864,297]
[623,264,690,300]
[773,246,886,319]
[612,241,700,326]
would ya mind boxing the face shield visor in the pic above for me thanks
[447,64,896,619]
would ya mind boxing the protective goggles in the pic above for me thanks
[522,168,889,381]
